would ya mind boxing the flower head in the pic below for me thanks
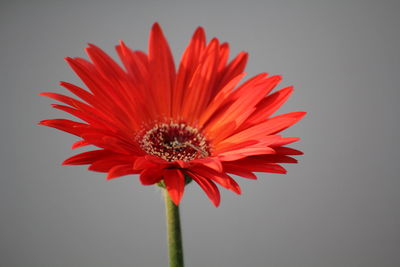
[39,23,305,206]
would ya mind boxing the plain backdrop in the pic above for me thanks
[1,0,399,266]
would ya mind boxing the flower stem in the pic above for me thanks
[164,190,184,267]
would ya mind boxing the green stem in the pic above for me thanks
[164,190,184,267]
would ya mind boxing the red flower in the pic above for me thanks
[39,23,305,206]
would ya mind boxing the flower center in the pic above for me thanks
[140,122,210,162]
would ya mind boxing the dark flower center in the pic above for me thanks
[140,122,210,162]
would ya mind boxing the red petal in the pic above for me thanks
[38,119,88,137]
[225,159,287,174]
[217,51,248,89]
[107,164,136,180]
[79,133,140,155]
[199,73,245,127]
[86,43,126,82]
[89,160,125,172]
[216,42,229,73]
[273,147,303,155]
[88,155,135,172]
[255,155,298,163]
[262,112,306,135]
[163,169,185,205]
[212,75,281,130]
[258,86,293,118]
[188,172,221,207]
[71,140,89,149]
[133,156,152,170]
[148,23,176,116]
[86,44,142,119]
[271,137,300,147]
[173,27,206,117]
[139,167,164,185]
[116,42,150,86]
[181,38,219,122]
[65,58,136,128]
[190,166,241,194]
[214,140,259,154]
[62,150,114,165]
[190,157,223,172]
[60,81,98,107]
[65,57,109,99]
[39,92,83,108]
[218,146,276,161]
[222,164,257,179]
[50,104,110,130]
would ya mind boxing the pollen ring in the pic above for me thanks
[140,122,210,162]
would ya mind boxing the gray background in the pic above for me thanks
[1,0,399,266]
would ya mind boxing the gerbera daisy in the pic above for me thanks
[39,23,305,207]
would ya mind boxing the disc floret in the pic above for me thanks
[140,122,210,162]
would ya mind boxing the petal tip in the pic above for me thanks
[298,111,307,118]
[106,175,116,180]
[37,119,52,126]
[234,186,242,195]
[170,196,181,206]
[151,22,162,33]
[193,26,205,38]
